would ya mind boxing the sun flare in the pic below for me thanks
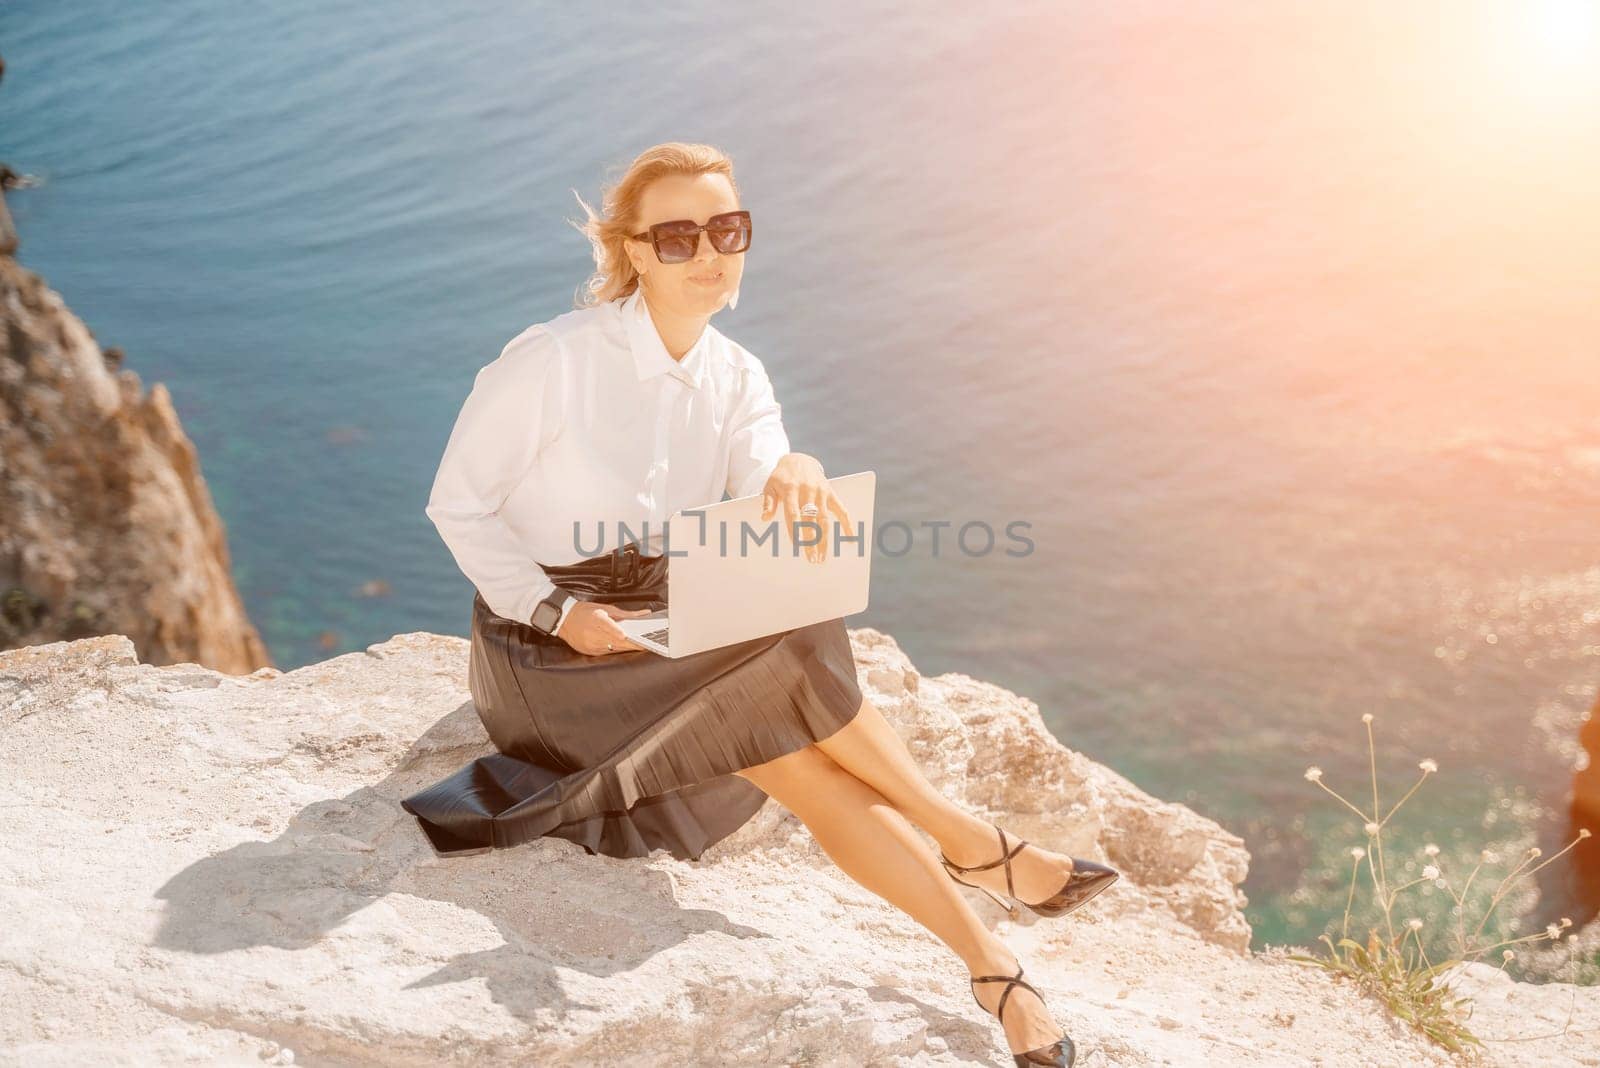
[1529,0,1597,66]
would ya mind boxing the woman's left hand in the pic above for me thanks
[760,452,852,564]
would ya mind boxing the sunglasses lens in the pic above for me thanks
[709,222,750,254]
[708,212,750,254]
[649,220,694,262]
[651,220,699,263]
[655,238,695,263]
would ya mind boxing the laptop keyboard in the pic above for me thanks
[641,627,669,645]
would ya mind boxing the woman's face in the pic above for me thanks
[627,172,744,318]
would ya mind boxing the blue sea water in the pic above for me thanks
[3,1,1598,962]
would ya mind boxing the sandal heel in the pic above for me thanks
[940,854,1016,910]
[976,883,1014,910]
[940,825,1120,921]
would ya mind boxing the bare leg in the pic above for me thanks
[812,698,1079,905]
[735,744,1064,1055]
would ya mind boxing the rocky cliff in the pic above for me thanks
[0,254,270,673]
[2,627,1594,1066]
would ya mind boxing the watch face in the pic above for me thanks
[531,600,560,633]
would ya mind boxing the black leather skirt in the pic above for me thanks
[399,544,864,860]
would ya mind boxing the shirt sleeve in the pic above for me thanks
[724,359,793,500]
[424,326,576,629]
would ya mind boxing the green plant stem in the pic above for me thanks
[1311,778,1371,824]
[1382,771,1429,823]
[1366,717,1396,944]
[1455,857,1485,957]
[1341,852,1362,941]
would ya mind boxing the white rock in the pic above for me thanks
[0,631,1594,1066]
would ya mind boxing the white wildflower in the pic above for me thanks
[1362,713,1374,724]
[1503,949,1515,961]
[1364,821,1380,836]
[1407,918,1424,931]
[1546,924,1562,940]
[1304,766,1323,782]
[1423,843,1440,857]
[1423,865,1440,880]
[1418,758,1438,773]
[1350,846,1366,859]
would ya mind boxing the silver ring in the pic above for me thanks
[607,642,614,651]
[800,504,819,515]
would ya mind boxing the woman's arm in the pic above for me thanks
[723,359,849,562]
[424,326,575,629]
[724,360,792,501]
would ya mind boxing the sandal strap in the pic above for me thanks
[942,827,1030,901]
[969,964,1039,1024]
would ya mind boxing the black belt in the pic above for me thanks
[609,542,641,587]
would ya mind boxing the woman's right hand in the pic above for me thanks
[555,601,655,656]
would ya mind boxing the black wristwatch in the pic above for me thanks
[529,588,576,635]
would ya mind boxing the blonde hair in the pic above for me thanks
[568,142,741,308]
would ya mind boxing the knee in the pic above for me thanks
[736,742,839,787]
[736,743,854,797]
[738,744,891,813]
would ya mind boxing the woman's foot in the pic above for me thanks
[940,826,1079,907]
[968,947,1068,1059]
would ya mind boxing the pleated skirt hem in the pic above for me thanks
[400,758,774,861]
[399,590,864,862]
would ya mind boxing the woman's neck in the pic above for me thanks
[642,290,709,361]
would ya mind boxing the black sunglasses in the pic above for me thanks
[630,210,752,264]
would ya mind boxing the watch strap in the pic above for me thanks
[530,587,576,635]
[552,591,580,635]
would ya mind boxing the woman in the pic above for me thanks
[400,142,1118,1067]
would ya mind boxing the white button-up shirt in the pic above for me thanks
[425,286,791,630]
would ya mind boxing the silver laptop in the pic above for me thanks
[616,470,875,658]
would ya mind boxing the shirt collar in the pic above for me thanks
[622,285,721,389]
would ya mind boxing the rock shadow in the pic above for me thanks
[150,700,777,1026]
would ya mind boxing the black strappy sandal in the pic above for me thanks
[969,962,1077,1067]
[940,826,1120,918]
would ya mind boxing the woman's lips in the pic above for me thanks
[691,273,724,285]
